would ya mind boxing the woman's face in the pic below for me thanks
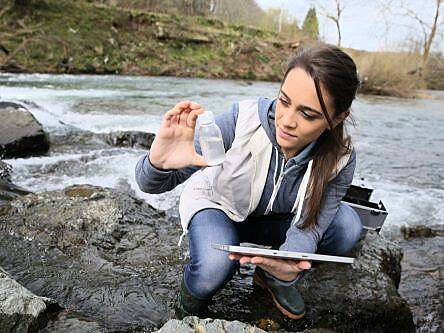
[275,67,346,160]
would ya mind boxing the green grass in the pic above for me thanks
[0,0,295,79]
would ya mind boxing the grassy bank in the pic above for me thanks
[0,0,442,97]
[350,50,444,98]
[0,0,295,81]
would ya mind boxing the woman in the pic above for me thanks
[135,44,363,319]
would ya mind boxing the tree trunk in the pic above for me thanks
[422,0,441,63]
[336,20,341,47]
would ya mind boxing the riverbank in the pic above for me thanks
[1,0,442,97]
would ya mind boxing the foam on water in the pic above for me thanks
[5,98,161,134]
[7,149,180,213]
[1,85,176,100]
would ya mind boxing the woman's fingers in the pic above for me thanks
[171,114,180,126]
[228,254,253,264]
[297,260,311,270]
[189,101,202,110]
[163,100,193,119]
[179,110,188,127]
[240,257,253,265]
[173,104,205,129]
[163,101,203,125]
[164,100,190,119]
[187,108,205,128]
[229,254,311,273]
[250,256,283,270]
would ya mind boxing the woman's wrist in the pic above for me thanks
[148,153,172,171]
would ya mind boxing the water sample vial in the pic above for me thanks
[198,111,225,166]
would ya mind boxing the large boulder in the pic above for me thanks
[0,102,50,158]
[0,185,414,332]
[0,185,174,332]
[397,225,444,333]
[0,267,59,333]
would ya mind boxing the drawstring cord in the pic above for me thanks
[291,159,313,226]
[265,147,285,214]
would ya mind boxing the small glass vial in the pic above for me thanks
[198,111,225,166]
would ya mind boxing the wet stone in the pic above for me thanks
[153,316,267,333]
[401,224,444,239]
[0,267,60,333]
[40,310,106,333]
[0,160,12,182]
[0,161,31,207]
[64,186,97,199]
[0,185,175,332]
[0,102,50,158]
[48,129,155,153]
[102,130,155,149]
[397,233,444,333]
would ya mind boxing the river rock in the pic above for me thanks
[101,130,155,149]
[154,317,333,333]
[0,185,174,332]
[400,224,444,239]
[154,316,267,333]
[0,185,414,332]
[49,130,155,153]
[0,267,59,333]
[39,309,105,333]
[396,225,444,333]
[0,102,50,158]
[0,160,12,182]
[0,161,30,211]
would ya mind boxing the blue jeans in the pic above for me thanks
[184,203,363,300]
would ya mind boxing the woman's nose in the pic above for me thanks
[282,113,298,129]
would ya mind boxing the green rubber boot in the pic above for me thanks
[253,266,306,319]
[175,278,210,319]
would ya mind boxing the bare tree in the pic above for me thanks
[379,0,443,63]
[402,0,442,62]
[317,0,346,46]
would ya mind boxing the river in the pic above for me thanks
[1,73,443,236]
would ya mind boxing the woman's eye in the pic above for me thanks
[301,111,316,120]
[279,97,289,106]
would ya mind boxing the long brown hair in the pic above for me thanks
[282,44,360,229]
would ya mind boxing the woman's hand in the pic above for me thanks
[149,100,207,170]
[228,254,311,282]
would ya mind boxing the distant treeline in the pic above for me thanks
[90,0,306,39]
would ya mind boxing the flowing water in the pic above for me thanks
[1,73,443,235]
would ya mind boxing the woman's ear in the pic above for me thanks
[332,110,349,128]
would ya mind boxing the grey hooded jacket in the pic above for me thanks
[135,97,356,253]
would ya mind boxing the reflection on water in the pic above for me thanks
[1,73,443,235]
